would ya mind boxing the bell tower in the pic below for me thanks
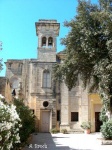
[35,19,60,62]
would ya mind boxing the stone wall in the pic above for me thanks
[0,77,12,102]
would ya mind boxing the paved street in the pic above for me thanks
[23,133,112,150]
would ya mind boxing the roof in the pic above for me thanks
[57,50,66,55]
[56,50,66,61]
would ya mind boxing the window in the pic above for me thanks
[43,101,49,107]
[42,37,46,47]
[57,110,60,121]
[10,77,19,89]
[48,37,53,47]
[43,70,51,88]
[71,112,78,122]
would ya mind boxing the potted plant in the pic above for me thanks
[61,129,68,134]
[81,121,91,134]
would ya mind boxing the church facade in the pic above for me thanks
[5,19,102,133]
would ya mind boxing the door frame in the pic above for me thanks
[89,94,102,132]
[95,112,102,132]
[40,109,52,132]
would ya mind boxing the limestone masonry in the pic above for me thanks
[4,19,102,132]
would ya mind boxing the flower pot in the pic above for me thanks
[84,129,90,134]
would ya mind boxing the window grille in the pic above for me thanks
[71,112,79,122]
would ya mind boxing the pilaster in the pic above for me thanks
[60,81,70,130]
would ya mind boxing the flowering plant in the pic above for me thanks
[0,95,22,150]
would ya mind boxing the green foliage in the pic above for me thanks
[50,128,60,134]
[100,119,112,140]
[53,0,112,137]
[13,99,35,147]
[61,129,68,134]
[100,0,112,11]
[80,121,91,129]
[100,106,108,122]
[54,0,112,91]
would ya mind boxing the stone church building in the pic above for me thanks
[4,19,102,133]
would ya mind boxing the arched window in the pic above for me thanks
[43,70,51,88]
[42,37,46,47]
[48,37,53,47]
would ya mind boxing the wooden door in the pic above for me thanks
[41,111,50,132]
[95,112,102,132]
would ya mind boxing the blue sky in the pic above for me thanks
[0,0,98,76]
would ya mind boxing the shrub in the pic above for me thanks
[13,99,35,148]
[100,119,112,140]
[0,100,22,150]
[61,129,67,134]
[51,128,60,134]
[100,107,108,122]
[80,121,91,129]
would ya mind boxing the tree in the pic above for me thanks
[53,0,112,138]
[13,99,35,148]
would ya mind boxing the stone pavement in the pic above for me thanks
[23,132,112,150]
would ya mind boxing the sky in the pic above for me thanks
[0,0,98,76]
